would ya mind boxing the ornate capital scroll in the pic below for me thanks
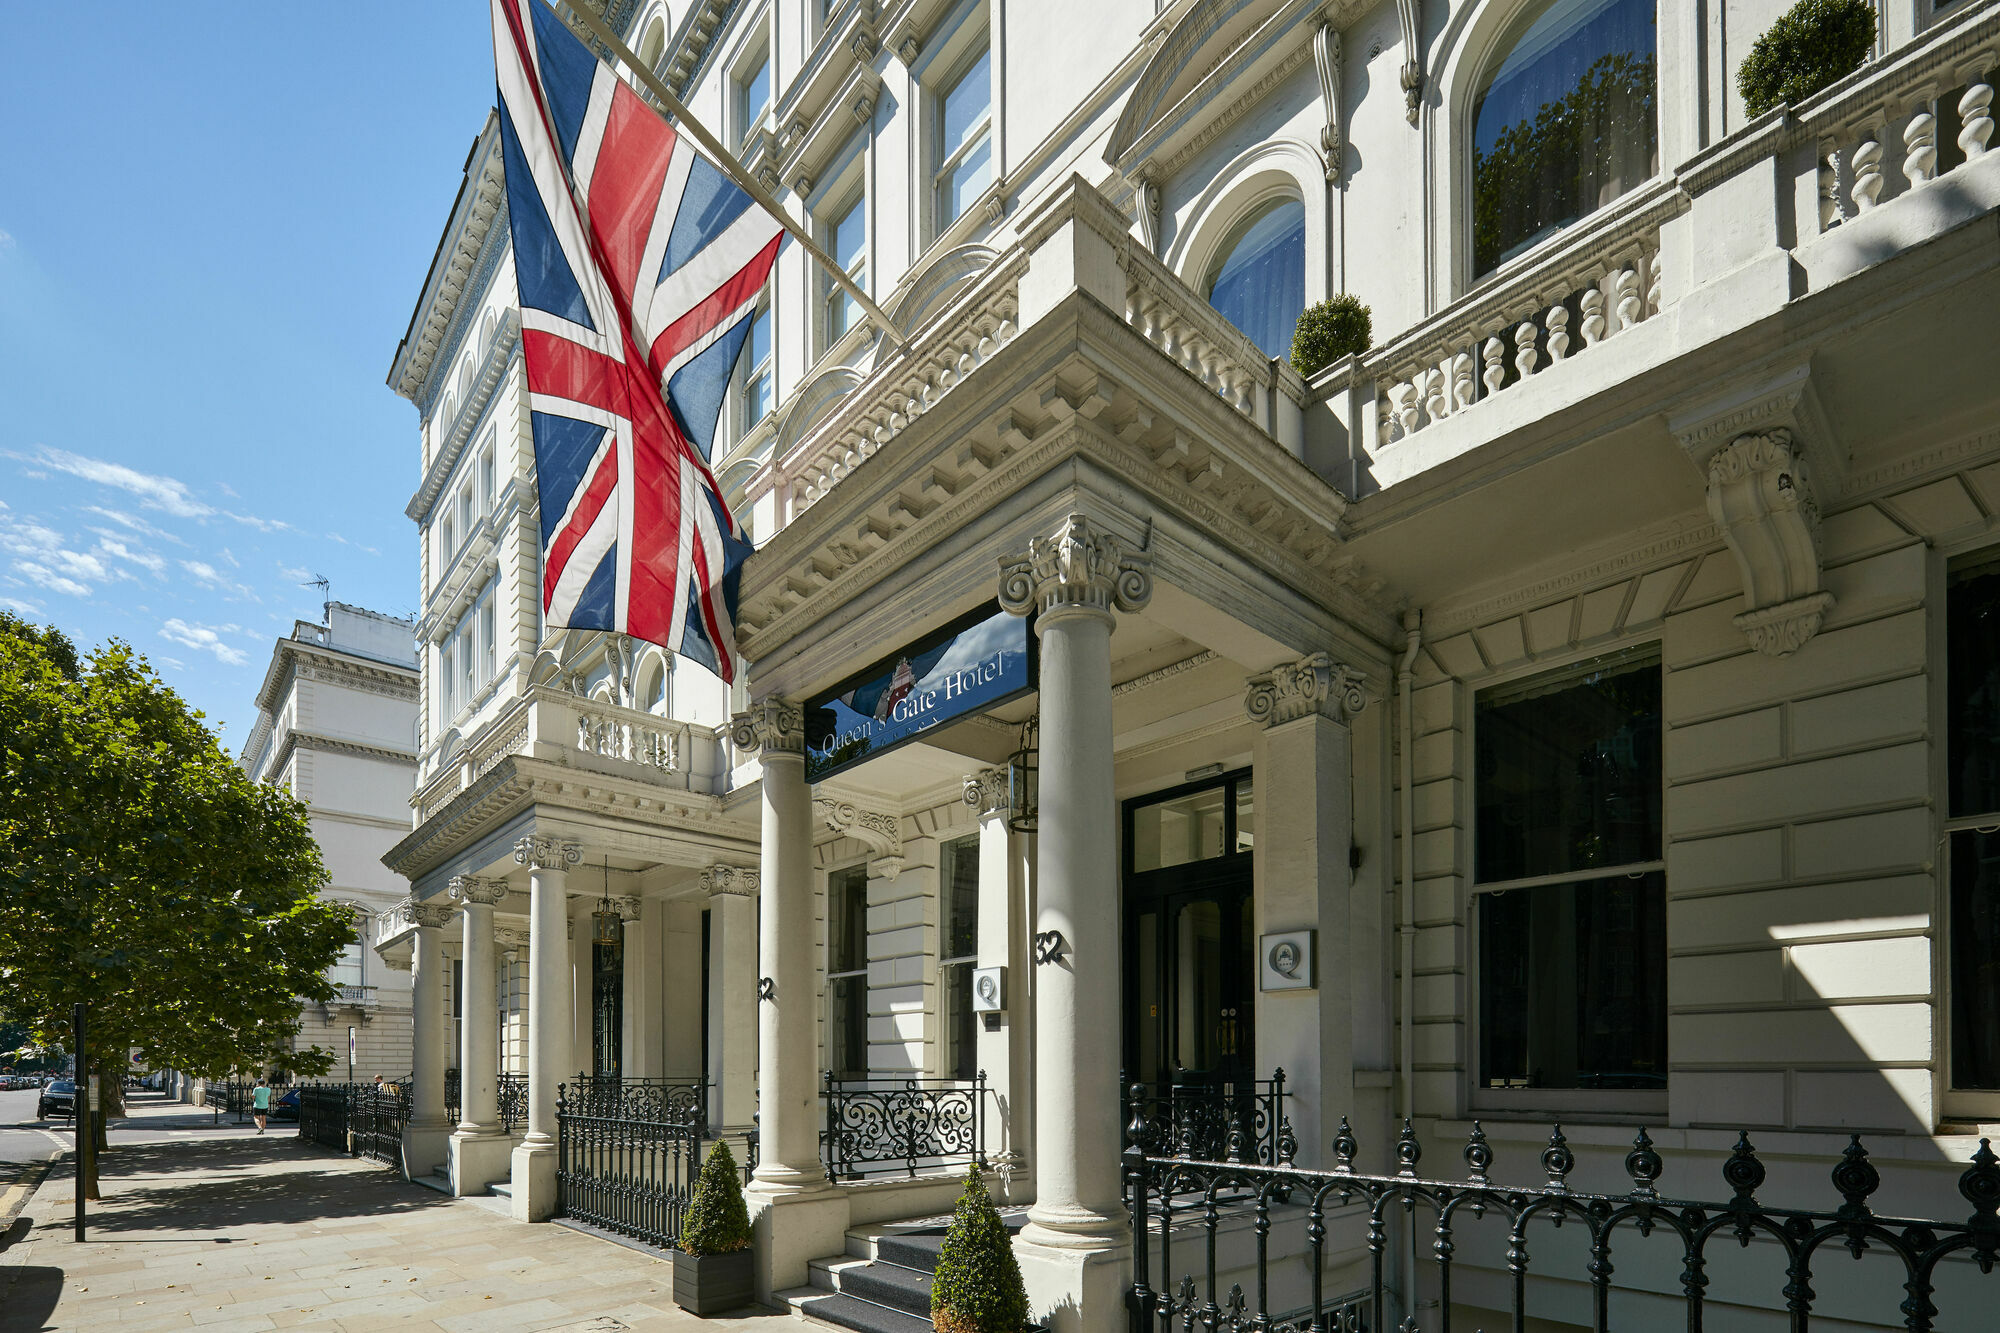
[448,875,510,907]
[513,834,582,872]
[815,797,903,856]
[395,896,454,930]
[963,767,1009,821]
[1244,653,1368,728]
[1705,430,1835,657]
[610,895,643,922]
[700,864,761,897]
[997,513,1153,621]
[1314,22,1343,181]
[728,700,806,755]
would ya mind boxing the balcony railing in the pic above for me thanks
[822,1071,993,1180]
[1121,1071,1294,1168]
[1125,1115,2000,1333]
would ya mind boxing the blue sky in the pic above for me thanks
[0,5,496,747]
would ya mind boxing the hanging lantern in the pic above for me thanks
[592,860,623,948]
[1007,715,1038,834]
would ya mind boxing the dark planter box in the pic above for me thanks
[672,1247,755,1316]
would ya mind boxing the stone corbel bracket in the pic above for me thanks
[1670,363,1844,657]
[1395,0,1423,125]
[814,796,903,857]
[701,864,761,897]
[1244,652,1368,726]
[1314,20,1343,181]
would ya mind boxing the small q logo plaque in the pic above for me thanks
[1259,930,1316,991]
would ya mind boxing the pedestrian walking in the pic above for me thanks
[252,1077,271,1133]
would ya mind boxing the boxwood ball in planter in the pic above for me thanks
[673,1140,755,1316]
[931,1167,1033,1333]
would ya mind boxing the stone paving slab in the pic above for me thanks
[0,1100,799,1333]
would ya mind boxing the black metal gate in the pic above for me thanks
[298,1084,351,1152]
[350,1083,408,1167]
[556,1075,707,1248]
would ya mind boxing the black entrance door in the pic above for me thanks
[1122,771,1257,1090]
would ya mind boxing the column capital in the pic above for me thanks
[395,895,455,930]
[449,875,510,906]
[610,894,643,922]
[728,699,806,754]
[997,513,1152,621]
[1244,652,1369,728]
[963,767,1009,820]
[701,864,761,897]
[514,834,581,871]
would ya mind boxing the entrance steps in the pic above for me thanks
[784,1211,1028,1333]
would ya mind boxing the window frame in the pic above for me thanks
[937,834,981,1083]
[1467,641,1669,1120]
[1939,538,2000,1118]
[825,860,871,1081]
[930,39,993,235]
[819,176,868,350]
[735,299,774,437]
[1200,193,1308,362]
[733,41,771,150]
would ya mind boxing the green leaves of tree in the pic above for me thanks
[0,611,353,1081]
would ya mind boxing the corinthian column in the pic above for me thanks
[998,513,1150,1256]
[510,833,579,1222]
[448,876,511,1196]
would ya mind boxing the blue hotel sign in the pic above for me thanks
[804,604,1034,783]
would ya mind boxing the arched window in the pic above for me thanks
[1205,197,1306,360]
[637,13,668,72]
[643,659,669,713]
[1471,0,1656,277]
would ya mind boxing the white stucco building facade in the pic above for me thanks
[240,603,420,1081]
[373,0,2000,1329]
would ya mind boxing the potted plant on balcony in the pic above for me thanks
[1289,294,1373,380]
[1738,0,1875,118]
[673,1140,754,1315]
[931,1166,1033,1333]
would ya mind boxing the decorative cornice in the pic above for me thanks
[728,700,806,755]
[394,896,455,930]
[389,113,507,406]
[407,314,521,524]
[449,875,510,907]
[514,834,583,872]
[701,864,761,897]
[997,513,1154,621]
[1244,652,1367,727]
[962,767,1009,820]
[815,797,903,855]
[1114,650,1219,696]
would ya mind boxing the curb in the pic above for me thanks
[0,1153,59,1238]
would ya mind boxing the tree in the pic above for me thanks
[0,612,353,1191]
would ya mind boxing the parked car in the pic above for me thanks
[271,1088,301,1122]
[37,1080,75,1119]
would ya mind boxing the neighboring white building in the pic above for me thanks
[240,603,420,1080]
[376,1,2000,1329]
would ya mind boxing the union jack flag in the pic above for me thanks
[490,0,783,682]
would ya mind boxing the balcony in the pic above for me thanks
[414,685,727,825]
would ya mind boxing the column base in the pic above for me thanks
[401,1118,452,1183]
[510,1139,559,1222]
[748,1161,831,1196]
[746,1184,847,1301]
[1020,1199,1130,1252]
[1014,1231,1133,1333]
[449,1128,513,1197]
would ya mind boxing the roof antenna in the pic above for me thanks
[301,575,331,624]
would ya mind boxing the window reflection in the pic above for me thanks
[1205,198,1306,359]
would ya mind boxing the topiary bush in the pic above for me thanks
[678,1140,752,1255]
[930,1167,1030,1333]
[1737,0,1875,119]
[1289,294,1373,379]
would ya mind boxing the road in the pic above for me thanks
[0,1087,70,1232]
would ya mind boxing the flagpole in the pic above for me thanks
[546,0,909,348]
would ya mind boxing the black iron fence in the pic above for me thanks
[298,1084,351,1151]
[822,1071,991,1180]
[1125,1105,2000,1333]
[1122,1071,1294,1166]
[294,1081,407,1167]
[436,1068,526,1132]
[556,1073,709,1249]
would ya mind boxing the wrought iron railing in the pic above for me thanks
[298,1084,351,1152]
[499,1072,526,1133]
[556,1073,708,1249]
[350,1083,408,1167]
[1122,1071,1293,1167]
[822,1071,991,1180]
[1124,1105,2000,1333]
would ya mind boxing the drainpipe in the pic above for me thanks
[1395,608,1423,1324]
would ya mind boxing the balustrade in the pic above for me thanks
[822,1071,992,1180]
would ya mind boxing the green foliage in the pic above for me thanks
[1289,296,1373,378]
[1473,52,1656,276]
[931,1167,1030,1333]
[1738,0,1875,119]
[678,1140,752,1255]
[0,616,353,1086]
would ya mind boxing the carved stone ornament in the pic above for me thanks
[513,834,583,871]
[494,926,531,950]
[1704,430,1836,657]
[448,875,510,907]
[700,864,761,897]
[395,896,455,930]
[611,895,643,922]
[1314,22,1343,182]
[1396,0,1424,125]
[963,767,1009,820]
[816,797,903,855]
[383,956,413,972]
[997,513,1153,621]
[728,700,806,755]
[1244,653,1369,727]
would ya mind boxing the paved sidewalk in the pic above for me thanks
[0,1100,793,1333]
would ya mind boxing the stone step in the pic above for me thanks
[785,1288,933,1333]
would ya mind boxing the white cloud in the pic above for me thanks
[83,506,183,544]
[23,447,212,519]
[0,508,129,597]
[160,618,248,666]
[93,535,166,577]
[179,558,258,601]
[279,564,314,583]
[16,562,90,597]
[1,595,46,615]
[0,229,13,249]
